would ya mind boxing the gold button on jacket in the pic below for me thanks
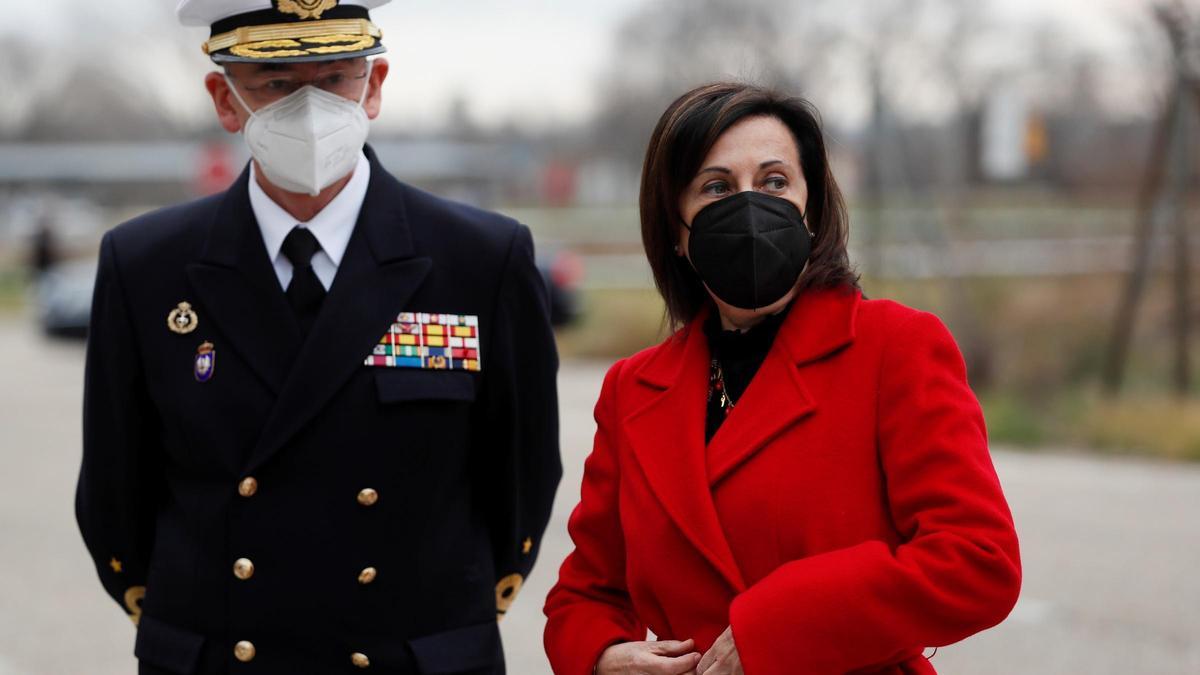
[234,641,256,663]
[351,652,370,668]
[357,567,377,585]
[238,477,258,497]
[357,488,378,506]
[233,558,255,580]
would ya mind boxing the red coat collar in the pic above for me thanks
[634,287,861,389]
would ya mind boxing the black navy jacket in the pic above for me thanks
[76,147,561,674]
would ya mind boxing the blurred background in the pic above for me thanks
[0,0,1198,673]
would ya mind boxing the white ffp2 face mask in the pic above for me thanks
[225,64,372,196]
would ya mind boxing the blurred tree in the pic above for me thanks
[20,61,181,142]
[589,0,807,168]
[0,35,37,140]
[1105,1,1200,399]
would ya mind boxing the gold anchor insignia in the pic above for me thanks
[277,0,339,20]
[167,302,198,335]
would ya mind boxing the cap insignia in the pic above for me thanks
[277,0,338,20]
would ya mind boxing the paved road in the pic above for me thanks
[0,318,1197,674]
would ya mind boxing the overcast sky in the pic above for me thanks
[3,0,1159,133]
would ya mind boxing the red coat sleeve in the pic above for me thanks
[730,311,1022,674]
[544,359,645,675]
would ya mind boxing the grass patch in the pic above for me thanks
[555,287,668,359]
[982,388,1200,461]
[0,269,28,316]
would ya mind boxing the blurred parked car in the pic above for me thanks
[539,247,583,328]
[35,259,95,339]
[36,248,582,339]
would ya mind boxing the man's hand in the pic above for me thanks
[697,626,743,675]
[596,638,702,675]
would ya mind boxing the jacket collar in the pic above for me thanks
[187,146,431,472]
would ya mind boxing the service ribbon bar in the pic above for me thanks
[364,313,481,372]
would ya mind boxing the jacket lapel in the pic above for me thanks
[624,318,747,592]
[186,167,300,395]
[244,152,432,473]
[706,287,861,486]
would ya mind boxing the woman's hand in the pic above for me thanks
[696,626,743,675]
[596,638,702,674]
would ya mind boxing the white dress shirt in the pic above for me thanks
[249,151,371,291]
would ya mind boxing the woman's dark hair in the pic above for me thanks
[640,82,860,328]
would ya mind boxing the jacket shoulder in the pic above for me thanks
[104,193,222,268]
[398,182,521,257]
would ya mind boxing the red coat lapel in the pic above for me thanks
[705,287,861,485]
[620,288,863,594]
[624,317,747,592]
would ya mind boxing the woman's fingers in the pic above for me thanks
[660,650,702,674]
[649,638,696,656]
[597,640,701,675]
[697,628,733,674]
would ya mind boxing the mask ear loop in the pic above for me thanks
[357,59,375,107]
[223,73,257,119]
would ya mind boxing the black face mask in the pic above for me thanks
[683,191,813,310]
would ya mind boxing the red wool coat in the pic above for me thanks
[543,288,1021,675]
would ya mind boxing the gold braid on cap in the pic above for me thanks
[204,18,382,55]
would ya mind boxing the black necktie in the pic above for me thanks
[281,227,326,337]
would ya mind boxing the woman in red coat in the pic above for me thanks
[543,83,1021,675]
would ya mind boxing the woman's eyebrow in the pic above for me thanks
[698,166,732,175]
[760,159,785,169]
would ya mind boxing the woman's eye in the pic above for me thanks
[764,176,788,191]
[702,182,729,196]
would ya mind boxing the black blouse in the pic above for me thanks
[703,306,790,443]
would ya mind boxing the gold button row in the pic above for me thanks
[241,478,378,508]
[232,557,375,586]
[233,642,371,668]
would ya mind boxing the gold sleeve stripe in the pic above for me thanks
[124,586,146,626]
[204,18,382,55]
[494,573,524,620]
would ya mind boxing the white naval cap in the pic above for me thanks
[177,0,391,63]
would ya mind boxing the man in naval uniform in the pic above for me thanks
[75,1,561,672]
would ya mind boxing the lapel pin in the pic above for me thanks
[194,341,216,382]
[168,301,199,335]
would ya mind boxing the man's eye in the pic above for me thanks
[263,80,293,92]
